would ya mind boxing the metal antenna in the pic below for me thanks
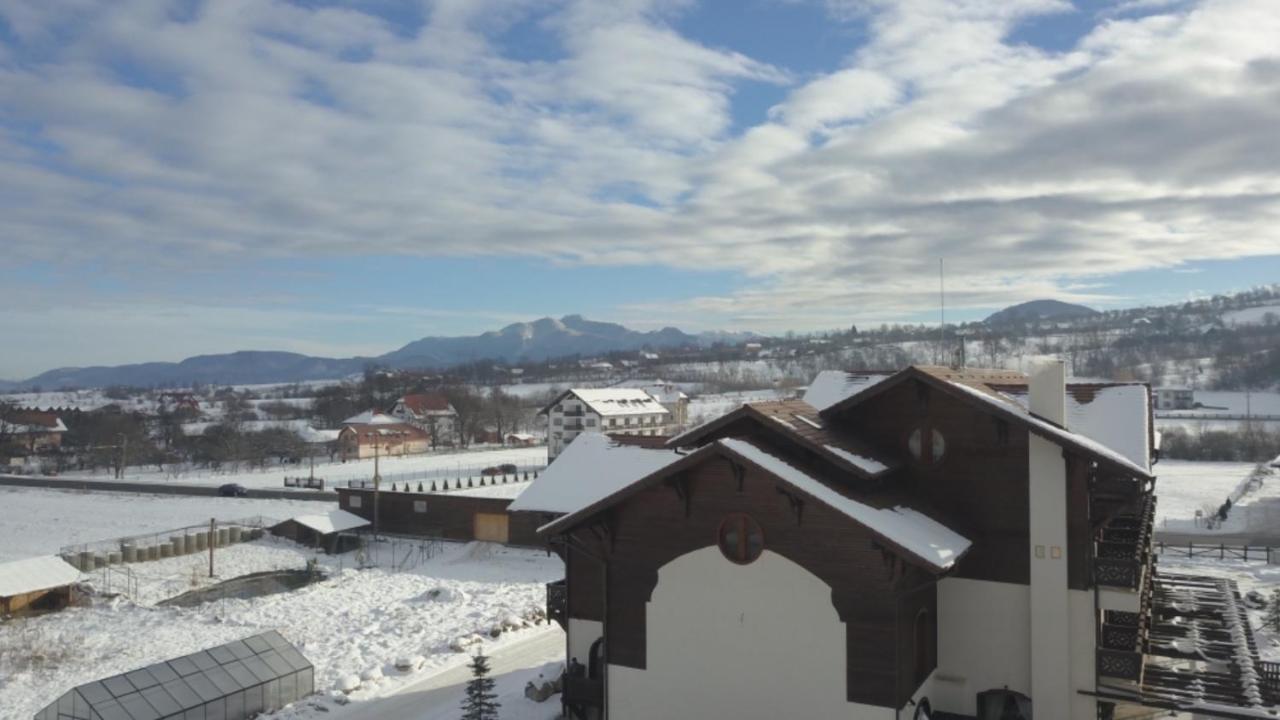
[938,258,945,365]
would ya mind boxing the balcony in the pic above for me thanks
[1095,493,1155,592]
[546,579,566,629]
[561,409,585,418]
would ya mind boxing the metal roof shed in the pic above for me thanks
[35,631,313,720]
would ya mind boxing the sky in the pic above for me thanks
[2,0,1279,379]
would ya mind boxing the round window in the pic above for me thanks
[908,427,946,464]
[717,513,764,565]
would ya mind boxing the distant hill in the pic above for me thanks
[2,316,754,390]
[984,299,1100,326]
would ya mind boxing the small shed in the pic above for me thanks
[36,630,314,720]
[505,432,536,447]
[270,509,369,553]
[0,555,80,616]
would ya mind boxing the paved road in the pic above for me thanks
[337,626,565,720]
[0,473,337,501]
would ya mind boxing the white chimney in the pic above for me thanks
[1029,360,1066,426]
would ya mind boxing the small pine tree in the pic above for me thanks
[460,653,500,720]
[1267,589,1280,633]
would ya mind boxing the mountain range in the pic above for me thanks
[1,315,752,390]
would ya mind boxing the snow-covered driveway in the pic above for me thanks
[331,626,565,720]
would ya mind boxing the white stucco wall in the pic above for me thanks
[568,618,603,669]
[933,577,1031,714]
[608,546,894,720]
[1068,590,1097,720]
[1029,433,1072,719]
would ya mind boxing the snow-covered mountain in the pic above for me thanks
[2,316,751,390]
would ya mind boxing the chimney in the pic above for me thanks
[1029,360,1066,426]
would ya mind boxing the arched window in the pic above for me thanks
[908,427,946,464]
[717,513,764,565]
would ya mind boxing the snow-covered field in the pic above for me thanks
[57,445,549,490]
[0,487,329,561]
[687,388,793,426]
[1156,460,1280,535]
[0,538,562,720]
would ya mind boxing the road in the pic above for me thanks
[1155,530,1280,546]
[336,626,566,720]
[0,473,337,501]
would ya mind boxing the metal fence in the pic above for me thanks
[1155,541,1279,563]
[334,531,447,572]
[58,515,278,566]
[338,461,545,489]
[347,467,540,493]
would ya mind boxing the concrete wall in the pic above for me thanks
[608,546,893,720]
[933,577,1031,715]
[1028,433,1072,719]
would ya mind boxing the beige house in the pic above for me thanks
[337,411,430,460]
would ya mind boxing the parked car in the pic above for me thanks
[218,483,249,497]
[480,463,519,476]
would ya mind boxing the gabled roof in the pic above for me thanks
[667,399,895,480]
[0,555,80,597]
[340,422,430,442]
[538,388,670,417]
[540,437,971,573]
[508,432,681,514]
[821,366,1154,480]
[4,409,68,434]
[286,509,369,535]
[398,393,455,414]
[803,370,894,412]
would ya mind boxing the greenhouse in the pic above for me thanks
[35,630,314,720]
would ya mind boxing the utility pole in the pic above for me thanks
[373,437,382,538]
[208,518,215,578]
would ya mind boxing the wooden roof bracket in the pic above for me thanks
[665,472,693,517]
[775,485,805,525]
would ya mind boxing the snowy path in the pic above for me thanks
[333,626,565,720]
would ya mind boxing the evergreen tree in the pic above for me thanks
[460,653,500,720]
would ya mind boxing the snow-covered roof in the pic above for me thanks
[997,383,1151,471]
[299,426,341,444]
[287,509,369,535]
[945,380,1152,478]
[718,439,970,571]
[803,371,892,411]
[508,432,680,514]
[0,555,80,597]
[342,410,399,425]
[540,437,970,572]
[546,388,671,417]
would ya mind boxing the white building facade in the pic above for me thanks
[540,389,671,459]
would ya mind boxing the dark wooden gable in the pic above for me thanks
[825,376,1033,585]
[562,442,941,708]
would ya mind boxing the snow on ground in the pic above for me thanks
[1156,461,1280,535]
[1222,304,1280,327]
[57,446,549,490]
[0,487,329,561]
[1160,390,1280,417]
[1158,554,1280,662]
[0,540,562,720]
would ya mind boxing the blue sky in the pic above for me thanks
[1,0,1278,378]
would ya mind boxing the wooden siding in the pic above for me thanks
[335,489,542,546]
[567,454,930,708]
[832,379,1035,586]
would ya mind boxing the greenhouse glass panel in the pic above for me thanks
[33,632,313,720]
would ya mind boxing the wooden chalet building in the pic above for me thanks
[514,364,1278,720]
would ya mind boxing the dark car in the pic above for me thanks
[218,483,249,497]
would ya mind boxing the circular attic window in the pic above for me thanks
[908,427,946,464]
[718,513,764,565]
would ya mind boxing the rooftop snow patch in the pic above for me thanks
[288,509,369,535]
[341,410,399,425]
[945,381,1152,478]
[719,439,970,571]
[551,388,670,417]
[509,432,680,514]
[0,555,80,597]
[998,383,1151,471]
[803,371,891,412]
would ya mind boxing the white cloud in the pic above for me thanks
[1,0,1278,363]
